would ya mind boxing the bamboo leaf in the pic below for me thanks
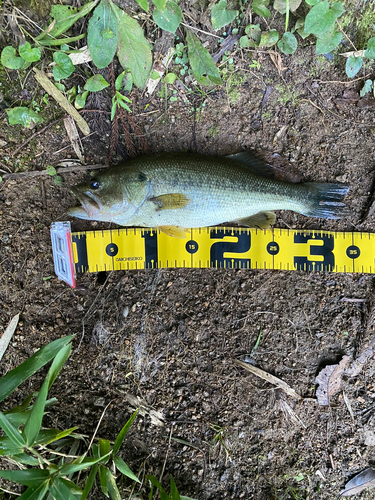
[0,336,74,403]
[0,412,25,447]
[0,469,49,487]
[113,409,138,455]
[113,455,140,482]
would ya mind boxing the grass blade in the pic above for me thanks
[0,335,74,403]
[0,411,25,447]
[99,464,108,497]
[22,376,49,447]
[170,476,181,500]
[80,463,98,500]
[113,409,138,455]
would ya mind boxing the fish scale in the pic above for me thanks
[67,152,350,233]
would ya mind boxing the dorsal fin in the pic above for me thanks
[226,151,276,179]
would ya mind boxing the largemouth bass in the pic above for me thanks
[67,152,350,237]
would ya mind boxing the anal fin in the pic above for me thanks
[159,226,188,238]
[237,211,276,229]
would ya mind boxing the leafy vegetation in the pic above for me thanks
[0,336,197,500]
[0,0,374,128]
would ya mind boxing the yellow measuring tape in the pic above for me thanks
[51,222,374,288]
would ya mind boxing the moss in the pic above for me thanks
[208,125,219,137]
[226,73,244,104]
[340,1,375,49]
[275,83,300,106]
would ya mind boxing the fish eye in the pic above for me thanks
[90,180,100,189]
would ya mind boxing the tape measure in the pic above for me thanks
[51,221,373,288]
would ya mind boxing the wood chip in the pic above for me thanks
[234,359,302,400]
[315,356,351,406]
[63,116,84,162]
[0,314,20,362]
[33,68,90,136]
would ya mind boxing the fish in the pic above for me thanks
[67,152,350,238]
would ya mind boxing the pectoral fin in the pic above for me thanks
[150,193,189,210]
[237,211,276,229]
[159,226,188,238]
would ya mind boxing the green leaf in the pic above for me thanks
[185,29,222,86]
[49,478,77,500]
[252,0,271,18]
[170,476,181,500]
[239,36,251,48]
[181,497,198,500]
[360,79,373,97]
[38,1,98,40]
[150,70,160,80]
[52,52,75,81]
[277,32,297,54]
[58,453,111,475]
[54,176,63,187]
[75,91,89,109]
[273,0,302,14]
[12,453,40,466]
[87,0,118,69]
[211,0,238,30]
[315,29,342,54]
[365,37,375,59]
[23,344,71,446]
[34,427,78,446]
[305,1,345,36]
[295,18,310,39]
[1,46,25,69]
[113,455,140,482]
[99,438,111,464]
[99,465,108,497]
[123,71,133,92]
[305,0,320,4]
[38,34,86,47]
[135,0,149,11]
[106,468,121,500]
[0,436,23,456]
[19,42,41,62]
[152,0,167,8]
[0,469,49,487]
[111,98,117,121]
[6,107,43,128]
[113,409,139,455]
[111,3,152,88]
[0,412,25,447]
[153,1,182,33]
[259,29,279,47]
[346,55,363,78]
[84,74,110,91]
[165,72,177,84]
[147,475,170,500]
[46,165,57,176]
[243,24,261,46]
[17,481,49,500]
[22,378,49,447]
[81,464,98,500]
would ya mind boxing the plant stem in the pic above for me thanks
[285,0,290,32]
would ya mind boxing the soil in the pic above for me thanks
[1,1,375,499]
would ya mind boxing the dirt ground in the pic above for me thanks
[2,1,375,499]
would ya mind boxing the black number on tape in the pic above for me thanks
[142,231,158,268]
[72,234,89,273]
[294,232,334,271]
[210,229,251,269]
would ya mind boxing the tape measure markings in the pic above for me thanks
[50,222,375,287]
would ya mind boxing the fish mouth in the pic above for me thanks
[67,187,103,219]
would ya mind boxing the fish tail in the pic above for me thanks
[302,182,350,219]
